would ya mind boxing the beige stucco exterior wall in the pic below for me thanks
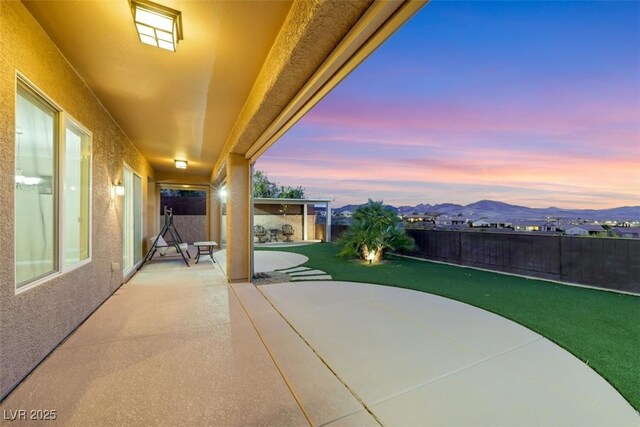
[210,196,221,245]
[147,178,158,248]
[170,216,207,245]
[254,215,316,242]
[0,2,154,398]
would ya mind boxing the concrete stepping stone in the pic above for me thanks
[278,266,311,274]
[288,269,328,276]
[290,275,333,281]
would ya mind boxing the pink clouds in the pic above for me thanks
[254,3,640,210]
[257,148,639,208]
[303,97,638,151]
[261,153,638,190]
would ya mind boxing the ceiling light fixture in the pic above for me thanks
[130,0,183,52]
[174,159,188,169]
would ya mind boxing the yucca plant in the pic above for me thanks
[338,200,415,263]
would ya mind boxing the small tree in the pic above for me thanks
[279,185,305,199]
[253,170,279,198]
[253,170,306,199]
[338,199,415,263]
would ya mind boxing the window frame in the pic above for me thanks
[60,113,93,272]
[14,72,93,295]
[122,161,144,275]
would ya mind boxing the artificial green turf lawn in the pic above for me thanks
[258,243,640,411]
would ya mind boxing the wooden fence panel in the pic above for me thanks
[398,229,638,293]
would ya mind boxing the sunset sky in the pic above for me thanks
[256,1,640,209]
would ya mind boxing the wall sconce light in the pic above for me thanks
[174,159,188,169]
[130,0,183,52]
[219,188,228,199]
[113,182,125,196]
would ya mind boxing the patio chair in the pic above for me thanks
[254,225,270,243]
[282,224,294,242]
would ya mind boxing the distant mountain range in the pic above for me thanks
[332,200,640,221]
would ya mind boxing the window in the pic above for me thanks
[63,119,91,268]
[133,174,143,265]
[122,163,143,273]
[15,76,92,292]
[15,81,58,287]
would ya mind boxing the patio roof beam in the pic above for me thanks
[254,198,332,204]
[211,0,427,179]
[244,0,427,164]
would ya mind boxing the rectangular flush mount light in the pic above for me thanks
[175,159,188,169]
[130,0,183,52]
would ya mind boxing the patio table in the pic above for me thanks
[269,228,279,242]
[193,241,218,264]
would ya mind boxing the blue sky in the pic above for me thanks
[257,0,640,208]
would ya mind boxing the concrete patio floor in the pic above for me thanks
[2,252,637,426]
[0,259,317,426]
[256,281,639,426]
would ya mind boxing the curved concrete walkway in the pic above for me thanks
[258,281,639,426]
[212,249,308,276]
[254,251,309,273]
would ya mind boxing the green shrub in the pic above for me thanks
[338,199,415,262]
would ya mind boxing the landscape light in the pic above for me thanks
[130,0,183,52]
[367,250,376,264]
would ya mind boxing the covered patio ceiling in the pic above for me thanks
[23,0,426,178]
[23,0,292,176]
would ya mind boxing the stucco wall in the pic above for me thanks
[0,2,154,399]
[168,216,208,245]
[254,215,316,242]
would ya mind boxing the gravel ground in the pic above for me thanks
[252,271,290,285]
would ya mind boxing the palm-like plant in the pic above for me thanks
[338,200,415,262]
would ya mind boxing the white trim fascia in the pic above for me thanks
[254,197,332,204]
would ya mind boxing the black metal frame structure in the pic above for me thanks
[139,207,191,269]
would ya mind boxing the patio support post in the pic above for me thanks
[226,153,251,282]
[326,202,332,243]
[303,203,308,241]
